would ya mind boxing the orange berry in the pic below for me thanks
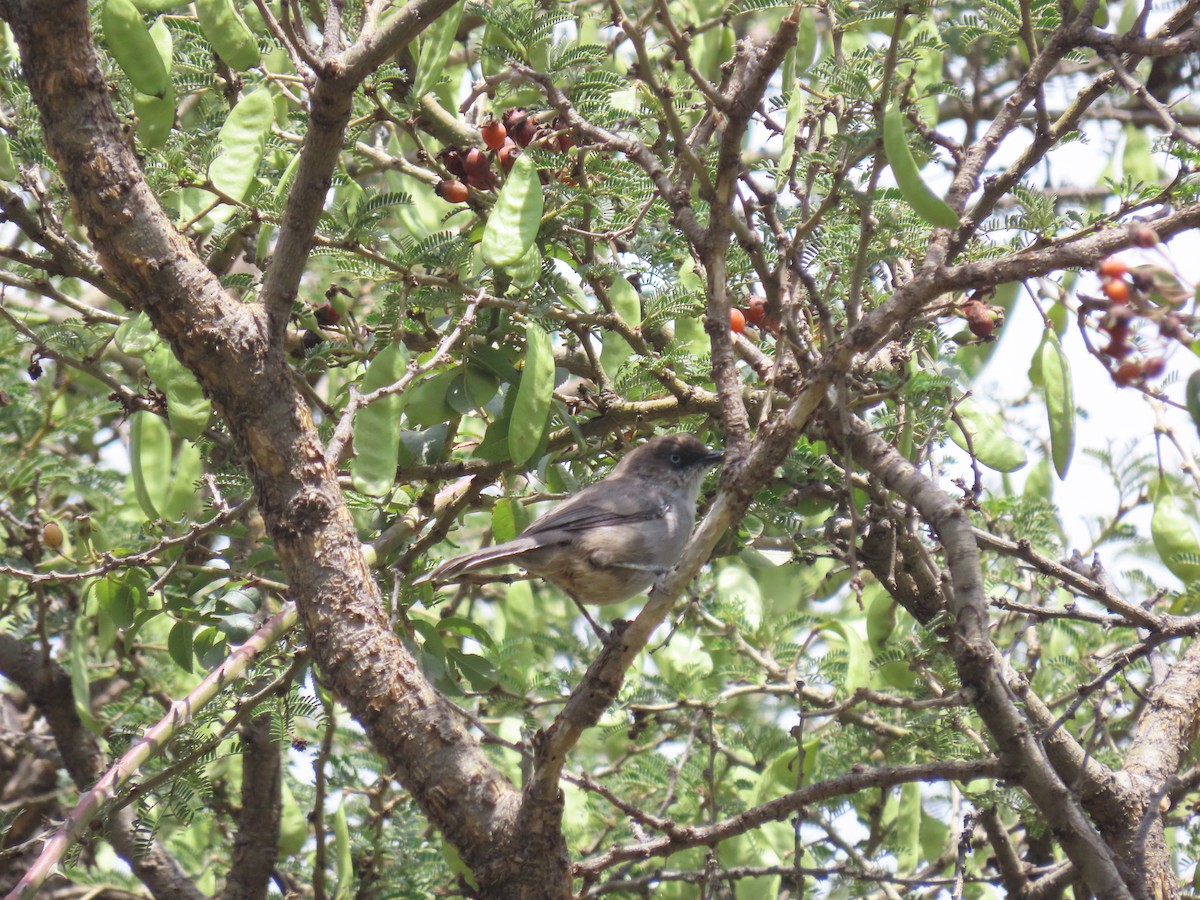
[1102,277,1130,303]
[730,308,746,334]
[745,295,767,326]
[1098,257,1129,278]
[481,119,507,152]
[1142,357,1166,378]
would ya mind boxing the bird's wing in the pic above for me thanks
[521,480,670,536]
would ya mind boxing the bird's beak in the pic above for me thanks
[705,449,725,466]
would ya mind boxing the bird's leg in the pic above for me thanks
[571,595,612,644]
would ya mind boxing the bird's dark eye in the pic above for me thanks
[669,452,683,465]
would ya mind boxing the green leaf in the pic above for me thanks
[481,152,543,269]
[1036,330,1075,478]
[508,321,555,466]
[168,619,194,672]
[491,497,519,543]
[447,648,498,691]
[350,341,409,497]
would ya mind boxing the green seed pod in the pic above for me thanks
[134,86,175,148]
[882,102,959,230]
[1152,478,1200,585]
[208,88,274,202]
[1185,370,1200,438]
[481,152,543,269]
[0,132,16,181]
[133,17,174,148]
[195,0,260,71]
[102,0,171,98]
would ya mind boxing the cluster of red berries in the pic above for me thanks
[434,109,574,204]
[729,295,779,336]
[1091,227,1195,386]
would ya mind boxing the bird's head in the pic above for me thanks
[613,433,724,500]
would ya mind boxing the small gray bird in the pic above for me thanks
[417,433,723,606]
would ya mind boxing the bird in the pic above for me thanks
[416,433,724,611]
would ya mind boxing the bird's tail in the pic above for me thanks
[414,537,542,585]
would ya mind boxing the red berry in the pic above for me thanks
[501,107,527,129]
[481,119,507,152]
[435,179,469,203]
[463,147,490,179]
[1098,257,1129,278]
[1113,361,1142,385]
[462,148,494,190]
[1102,277,1130,303]
[1131,223,1159,247]
[512,117,539,148]
[1102,336,1132,358]
[497,138,520,173]
[730,308,746,334]
[1142,357,1166,378]
[438,147,466,179]
[745,295,767,326]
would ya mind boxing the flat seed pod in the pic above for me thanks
[1152,478,1200,585]
[508,321,554,466]
[1036,331,1075,478]
[195,0,260,71]
[102,0,170,97]
[209,88,274,203]
[882,102,958,230]
[350,342,409,497]
[481,153,543,269]
[948,398,1027,472]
